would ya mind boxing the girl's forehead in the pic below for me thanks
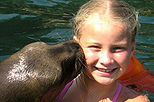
[85,13,109,24]
[83,13,125,31]
[84,12,122,27]
[80,13,130,43]
[79,13,131,42]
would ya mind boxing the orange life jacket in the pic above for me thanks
[118,55,154,93]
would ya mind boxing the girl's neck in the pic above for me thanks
[76,72,119,101]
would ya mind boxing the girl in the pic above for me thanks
[56,0,150,102]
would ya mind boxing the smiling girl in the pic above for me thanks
[56,0,150,102]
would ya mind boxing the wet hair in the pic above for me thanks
[73,0,139,42]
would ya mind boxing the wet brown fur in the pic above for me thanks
[0,40,85,102]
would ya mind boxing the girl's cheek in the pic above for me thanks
[85,50,94,57]
[83,49,98,64]
[113,51,130,65]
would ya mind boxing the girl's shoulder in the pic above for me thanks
[119,85,150,102]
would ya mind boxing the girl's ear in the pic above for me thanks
[131,40,136,56]
[73,36,79,42]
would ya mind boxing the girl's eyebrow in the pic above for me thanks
[86,42,102,46]
[83,39,128,46]
[112,42,128,46]
[84,40,101,45]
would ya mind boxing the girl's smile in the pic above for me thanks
[93,66,118,76]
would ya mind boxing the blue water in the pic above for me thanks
[0,0,153,101]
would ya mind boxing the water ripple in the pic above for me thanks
[0,14,36,20]
[26,0,57,7]
[139,16,154,24]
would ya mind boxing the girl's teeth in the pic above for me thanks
[98,69,112,72]
[94,67,116,73]
[102,69,112,72]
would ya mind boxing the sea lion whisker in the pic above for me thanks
[77,56,87,69]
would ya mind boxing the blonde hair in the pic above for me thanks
[73,0,139,42]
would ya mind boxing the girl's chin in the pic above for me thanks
[93,76,115,85]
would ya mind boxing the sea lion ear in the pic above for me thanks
[73,35,79,43]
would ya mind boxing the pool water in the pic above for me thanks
[0,0,153,101]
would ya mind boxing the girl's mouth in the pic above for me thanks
[94,66,118,73]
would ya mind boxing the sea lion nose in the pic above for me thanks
[71,41,80,50]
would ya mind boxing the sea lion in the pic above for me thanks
[0,40,85,102]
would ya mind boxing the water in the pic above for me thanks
[0,0,153,101]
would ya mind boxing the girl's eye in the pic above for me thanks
[112,47,126,52]
[89,45,100,48]
[88,45,101,51]
[89,45,101,49]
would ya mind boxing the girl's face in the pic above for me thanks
[74,14,135,85]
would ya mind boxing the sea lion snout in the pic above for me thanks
[0,40,85,102]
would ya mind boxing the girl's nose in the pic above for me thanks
[98,51,114,66]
